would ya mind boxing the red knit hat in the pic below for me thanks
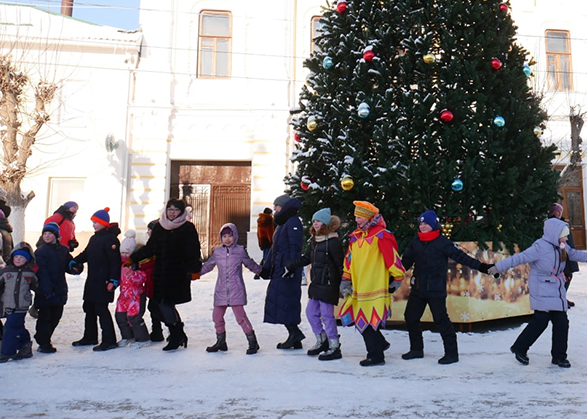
[91,207,110,226]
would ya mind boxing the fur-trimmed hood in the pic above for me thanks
[311,215,341,238]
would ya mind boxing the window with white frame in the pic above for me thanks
[47,178,84,218]
[198,10,231,78]
[546,30,573,91]
[311,16,322,54]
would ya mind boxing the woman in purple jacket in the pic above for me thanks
[200,223,263,355]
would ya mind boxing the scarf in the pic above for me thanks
[418,230,441,242]
[158,210,188,231]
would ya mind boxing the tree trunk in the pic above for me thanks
[1,181,35,244]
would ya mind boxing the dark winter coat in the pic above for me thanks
[130,221,201,305]
[0,217,14,262]
[401,230,482,299]
[200,223,262,307]
[0,243,38,314]
[74,224,122,304]
[263,198,303,325]
[34,241,73,307]
[294,216,343,305]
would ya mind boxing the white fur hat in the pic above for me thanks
[120,230,137,254]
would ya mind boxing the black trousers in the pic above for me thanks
[404,294,458,356]
[362,326,386,362]
[82,301,116,345]
[511,310,569,360]
[159,301,181,327]
[35,305,64,346]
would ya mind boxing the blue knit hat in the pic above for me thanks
[64,201,78,209]
[418,210,438,229]
[91,207,110,226]
[42,221,61,238]
[312,208,331,225]
[13,249,31,262]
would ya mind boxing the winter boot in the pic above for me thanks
[150,321,165,342]
[206,332,228,352]
[307,332,328,356]
[277,325,305,349]
[163,323,188,351]
[92,342,118,352]
[438,354,459,364]
[402,350,424,360]
[12,341,33,360]
[245,331,260,355]
[318,338,342,361]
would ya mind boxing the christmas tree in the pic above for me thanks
[288,0,559,251]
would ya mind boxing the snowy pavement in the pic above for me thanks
[2,265,587,418]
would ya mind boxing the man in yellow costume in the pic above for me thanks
[339,201,405,366]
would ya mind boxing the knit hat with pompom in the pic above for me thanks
[91,207,111,226]
[120,230,137,254]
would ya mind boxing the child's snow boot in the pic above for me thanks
[245,331,260,355]
[318,338,342,361]
[307,332,328,356]
[206,332,228,352]
[12,341,33,360]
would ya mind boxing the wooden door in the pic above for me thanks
[556,165,585,250]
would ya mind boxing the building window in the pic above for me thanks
[311,16,322,53]
[545,30,573,91]
[47,178,84,218]
[198,10,231,78]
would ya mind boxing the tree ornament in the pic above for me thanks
[440,109,454,123]
[323,56,334,69]
[493,115,505,127]
[336,0,347,14]
[423,54,436,64]
[341,176,355,191]
[357,102,370,118]
[363,47,375,62]
[300,176,312,191]
[533,126,543,137]
[451,179,464,192]
[294,133,301,142]
[491,58,502,70]
[499,3,509,13]
[523,65,532,77]
[307,116,318,131]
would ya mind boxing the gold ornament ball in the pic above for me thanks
[307,116,318,131]
[423,54,436,64]
[533,126,543,137]
[341,176,355,191]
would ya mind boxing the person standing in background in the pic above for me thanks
[255,208,274,279]
[549,203,579,308]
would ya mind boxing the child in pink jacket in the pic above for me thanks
[200,223,262,355]
[115,230,150,348]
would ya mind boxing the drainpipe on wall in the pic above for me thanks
[61,0,74,17]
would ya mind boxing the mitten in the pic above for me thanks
[122,259,133,267]
[259,268,271,279]
[107,278,119,292]
[69,260,80,273]
[478,263,492,274]
[388,279,402,293]
[340,280,353,298]
[487,265,500,277]
[189,272,200,281]
[68,239,79,252]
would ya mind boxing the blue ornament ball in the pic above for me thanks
[357,102,370,118]
[522,65,532,77]
[451,179,464,192]
[493,115,505,127]
[323,56,334,69]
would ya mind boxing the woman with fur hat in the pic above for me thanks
[71,207,122,352]
[289,208,344,360]
[262,193,305,349]
[127,198,202,351]
[488,217,587,368]
[33,222,76,353]
[339,201,405,366]
[401,210,493,365]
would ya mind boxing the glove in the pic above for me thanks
[388,280,402,293]
[487,265,500,278]
[107,278,119,292]
[123,259,134,267]
[340,280,353,298]
[69,260,80,273]
[189,272,200,281]
[130,262,140,271]
[259,268,271,279]
[282,267,294,278]
[68,239,79,251]
[478,263,493,274]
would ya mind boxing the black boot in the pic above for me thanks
[245,331,260,355]
[307,332,328,356]
[12,341,33,360]
[206,332,228,352]
[318,338,342,361]
[163,323,188,351]
[277,325,305,349]
[150,321,165,342]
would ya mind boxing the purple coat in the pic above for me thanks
[200,223,262,307]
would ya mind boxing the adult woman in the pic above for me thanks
[262,194,305,349]
[128,199,201,351]
[43,201,79,252]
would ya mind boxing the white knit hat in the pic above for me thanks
[120,230,137,254]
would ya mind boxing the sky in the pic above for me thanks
[6,0,140,30]
[1,262,587,418]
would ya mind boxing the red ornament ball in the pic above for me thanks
[336,1,347,14]
[440,109,454,123]
[491,58,502,70]
[300,176,312,191]
[363,49,375,62]
[499,3,509,13]
[294,133,301,143]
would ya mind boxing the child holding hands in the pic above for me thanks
[200,223,262,354]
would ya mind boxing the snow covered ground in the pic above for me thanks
[2,264,587,419]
